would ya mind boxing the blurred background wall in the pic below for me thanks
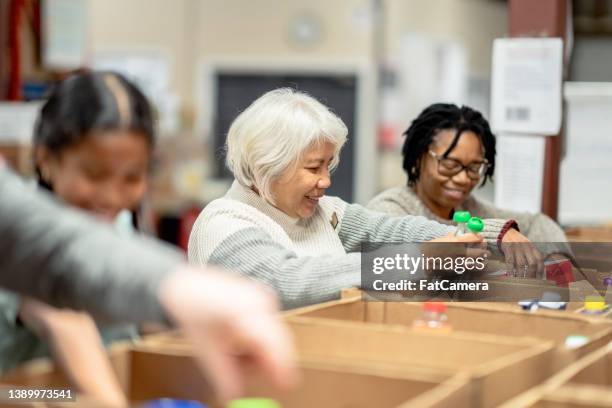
[2,0,612,245]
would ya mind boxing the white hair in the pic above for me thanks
[225,88,348,204]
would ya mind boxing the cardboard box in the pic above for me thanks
[573,252,612,277]
[357,276,573,302]
[342,285,611,318]
[288,297,612,370]
[283,315,554,408]
[1,342,214,407]
[1,339,475,408]
[501,342,612,407]
[140,323,555,408]
[565,226,612,242]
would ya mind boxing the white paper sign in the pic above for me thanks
[42,0,88,70]
[559,82,612,225]
[0,102,43,144]
[491,38,563,135]
[494,134,546,214]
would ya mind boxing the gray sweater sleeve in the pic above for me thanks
[366,194,513,252]
[471,198,568,242]
[205,227,361,310]
[338,203,454,253]
[0,168,184,324]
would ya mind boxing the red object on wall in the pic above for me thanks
[8,0,24,101]
[178,207,203,251]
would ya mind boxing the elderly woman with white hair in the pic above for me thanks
[188,88,537,309]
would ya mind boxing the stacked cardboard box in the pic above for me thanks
[286,290,612,405]
[565,226,612,242]
[502,342,612,407]
[291,294,612,366]
[285,315,554,408]
[1,340,474,408]
[2,289,610,407]
[137,321,555,408]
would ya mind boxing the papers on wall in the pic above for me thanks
[93,52,179,135]
[0,102,43,144]
[559,82,612,225]
[490,38,563,135]
[42,0,88,70]
[396,33,468,130]
[494,134,546,214]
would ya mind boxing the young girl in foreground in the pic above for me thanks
[0,71,157,406]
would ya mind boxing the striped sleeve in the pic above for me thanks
[338,203,509,253]
[338,203,453,252]
[203,227,361,310]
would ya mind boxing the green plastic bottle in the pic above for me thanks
[453,211,471,236]
[227,399,281,408]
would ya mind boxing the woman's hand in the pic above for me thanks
[500,229,544,278]
[423,233,490,275]
[159,266,298,403]
[428,232,484,244]
[428,232,489,257]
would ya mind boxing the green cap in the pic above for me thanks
[453,211,471,223]
[467,217,484,233]
[227,399,281,408]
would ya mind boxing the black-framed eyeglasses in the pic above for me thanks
[428,150,489,180]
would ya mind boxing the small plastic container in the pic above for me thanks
[453,211,471,236]
[564,335,589,349]
[580,295,608,315]
[227,398,281,408]
[412,301,452,333]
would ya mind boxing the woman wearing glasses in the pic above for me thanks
[368,103,567,243]
[188,90,544,309]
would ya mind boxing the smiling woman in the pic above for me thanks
[187,89,524,309]
[367,103,567,243]
[269,141,334,219]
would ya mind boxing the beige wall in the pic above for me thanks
[88,0,375,116]
[385,0,507,77]
[193,0,374,57]
[88,0,507,114]
[88,0,192,101]
[88,0,507,111]
[86,0,507,201]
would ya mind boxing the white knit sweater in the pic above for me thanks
[188,181,507,309]
[190,181,348,261]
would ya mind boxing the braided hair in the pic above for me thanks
[401,103,496,187]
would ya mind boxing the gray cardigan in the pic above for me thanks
[0,167,183,324]
[367,186,568,242]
